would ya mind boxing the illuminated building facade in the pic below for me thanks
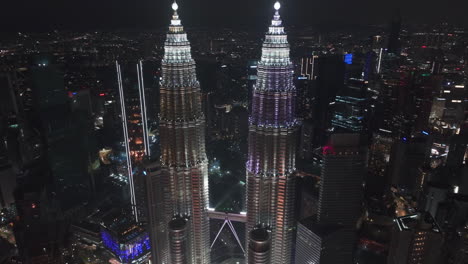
[245,2,299,263]
[388,213,443,264]
[147,2,210,264]
[331,78,368,133]
[100,217,151,264]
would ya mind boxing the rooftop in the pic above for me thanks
[395,212,441,233]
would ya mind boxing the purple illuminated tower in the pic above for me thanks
[147,2,210,264]
[245,2,299,263]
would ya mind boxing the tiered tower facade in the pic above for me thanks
[246,2,299,263]
[149,2,210,264]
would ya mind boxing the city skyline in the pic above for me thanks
[0,0,467,263]
[2,0,468,33]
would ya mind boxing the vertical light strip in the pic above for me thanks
[311,55,315,80]
[136,63,148,159]
[139,60,150,157]
[377,48,383,74]
[300,58,304,77]
[116,61,138,222]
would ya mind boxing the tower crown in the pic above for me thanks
[169,1,183,32]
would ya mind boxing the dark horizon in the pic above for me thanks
[2,0,467,33]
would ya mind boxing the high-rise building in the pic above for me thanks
[145,161,167,263]
[367,129,395,195]
[318,134,366,227]
[312,55,346,146]
[387,213,443,264]
[388,135,431,193]
[387,9,402,55]
[295,217,356,264]
[245,2,299,263]
[306,134,366,264]
[331,78,368,133]
[29,55,96,209]
[13,163,67,264]
[147,2,210,264]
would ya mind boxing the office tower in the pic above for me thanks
[331,78,368,133]
[13,163,67,264]
[312,55,346,145]
[447,134,468,168]
[246,2,299,263]
[30,55,95,207]
[305,134,365,263]
[296,54,317,120]
[423,182,450,217]
[248,228,271,264]
[387,9,402,54]
[452,225,468,264]
[318,134,366,226]
[148,2,210,264]
[145,161,169,263]
[295,217,356,264]
[429,78,466,135]
[388,213,443,264]
[388,135,431,193]
[367,129,395,195]
[298,120,315,160]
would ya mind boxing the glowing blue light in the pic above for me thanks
[344,54,353,65]
[143,171,147,176]
[402,137,407,141]
[422,131,429,135]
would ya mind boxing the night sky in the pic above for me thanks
[1,0,467,32]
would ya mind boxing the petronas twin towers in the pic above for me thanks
[149,1,298,263]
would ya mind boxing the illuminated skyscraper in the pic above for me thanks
[245,2,299,263]
[147,2,210,264]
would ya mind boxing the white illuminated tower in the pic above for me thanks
[246,2,299,263]
[147,2,210,264]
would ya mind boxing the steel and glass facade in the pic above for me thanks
[147,3,210,264]
[245,3,299,263]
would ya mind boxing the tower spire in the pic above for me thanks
[169,0,182,32]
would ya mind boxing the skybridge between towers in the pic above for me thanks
[207,208,247,255]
